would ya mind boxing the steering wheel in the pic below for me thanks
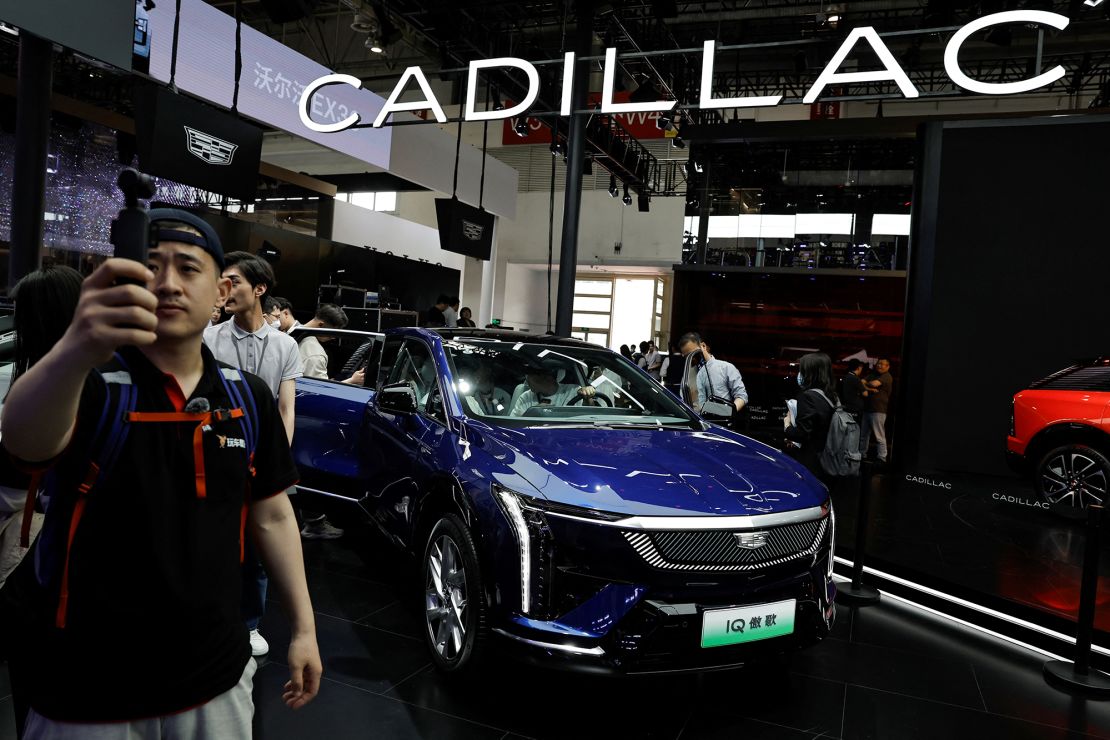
[569,391,612,407]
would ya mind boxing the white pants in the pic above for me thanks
[24,659,256,740]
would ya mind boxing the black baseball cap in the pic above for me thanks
[148,208,225,270]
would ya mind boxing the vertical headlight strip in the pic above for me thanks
[494,487,533,614]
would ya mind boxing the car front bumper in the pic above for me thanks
[490,554,836,675]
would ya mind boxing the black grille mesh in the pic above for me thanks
[647,519,824,566]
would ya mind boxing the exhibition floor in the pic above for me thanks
[0,532,1106,738]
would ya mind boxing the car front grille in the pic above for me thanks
[623,517,828,572]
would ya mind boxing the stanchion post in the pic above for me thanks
[838,459,881,606]
[1044,504,1110,695]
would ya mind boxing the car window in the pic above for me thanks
[292,329,378,385]
[443,339,697,428]
[388,340,444,423]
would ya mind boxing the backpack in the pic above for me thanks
[813,390,861,478]
[14,352,261,630]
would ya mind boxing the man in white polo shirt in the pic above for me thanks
[204,251,302,659]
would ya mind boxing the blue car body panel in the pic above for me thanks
[293,327,835,673]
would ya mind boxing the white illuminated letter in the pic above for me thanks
[601,47,676,114]
[700,41,782,109]
[373,66,447,128]
[945,11,1069,95]
[561,52,575,116]
[299,74,362,133]
[803,27,918,104]
[465,58,541,121]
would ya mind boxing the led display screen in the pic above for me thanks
[143,0,391,170]
[0,0,133,69]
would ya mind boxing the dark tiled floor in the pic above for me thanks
[5,534,1110,739]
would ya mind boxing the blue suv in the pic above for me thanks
[292,328,835,674]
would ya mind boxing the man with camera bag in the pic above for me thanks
[0,207,321,736]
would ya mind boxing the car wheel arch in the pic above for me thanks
[1027,422,1110,464]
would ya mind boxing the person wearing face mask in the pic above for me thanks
[263,296,282,331]
[783,353,838,480]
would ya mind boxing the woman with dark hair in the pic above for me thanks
[1,264,84,737]
[619,344,633,361]
[7,264,84,391]
[457,307,477,328]
[784,352,839,479]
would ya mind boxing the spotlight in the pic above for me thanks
[671,136,686,149]
[637,194,650,212]
[493,89,505,111]
[622,184,632,206]
[365,35,384,54]
[550,139,563,157]
[584,156,594,176]
[608,175,619,198]
[657,113,672,130]
[514,117,529,137]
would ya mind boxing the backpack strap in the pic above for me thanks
[215,367,261,563]
[125,408,245,499]
[812,389,839,410]
[55,353,140,628]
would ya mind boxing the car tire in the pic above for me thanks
[1034,443,1110,510]
[421,514,488,674]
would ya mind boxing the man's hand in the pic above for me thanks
[283,633,322,710]
[341,367,366,386]
[734,398,746,413]
[63,259,158,368]
[577,385,597,398]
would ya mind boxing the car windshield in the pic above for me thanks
[442,338,696,427]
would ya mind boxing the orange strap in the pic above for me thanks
[126,409,245,499]
[19,470,42,548]
[240,453,256,563]
[56,463,99,629]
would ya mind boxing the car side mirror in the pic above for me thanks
[378,382,418,415]
[700,399,734,420]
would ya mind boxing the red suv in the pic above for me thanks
[1008,359,1110,509]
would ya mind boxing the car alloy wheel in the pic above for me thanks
[1037,444,1110,509]
[421,514,487,673]
[425,534,467,661]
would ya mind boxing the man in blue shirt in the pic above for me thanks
[679,332,748,417]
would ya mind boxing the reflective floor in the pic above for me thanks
[3,532,1110,739]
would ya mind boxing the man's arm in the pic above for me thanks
[1,260,157,462]
[728,365,748,411]
[278,379,296,444]
[249,493,321,710]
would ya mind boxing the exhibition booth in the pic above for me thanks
[2,0,1110,737]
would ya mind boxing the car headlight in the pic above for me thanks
[492,485,625,616]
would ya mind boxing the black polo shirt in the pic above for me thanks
[4,344,297,722]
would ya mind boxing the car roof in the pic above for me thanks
[390,327,600,349]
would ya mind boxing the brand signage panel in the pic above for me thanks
[135,86,263,200]
[434,198,495,261]
[143,0,391,169]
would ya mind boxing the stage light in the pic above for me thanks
[657,113,671,130]
[671,136,686,149]
[514,118,529,137]
[622,184,632,206]
[608,175,619,198]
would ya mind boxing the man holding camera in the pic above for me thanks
[0,210,321,735]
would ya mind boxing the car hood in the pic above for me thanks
[476,424,825,517]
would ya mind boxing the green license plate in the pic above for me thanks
[700,599,796,648]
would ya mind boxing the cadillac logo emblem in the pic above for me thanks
[184,126,239,166]
[734,531,768,550]
[461,219,485,241]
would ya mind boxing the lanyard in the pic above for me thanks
[232,329,271,377]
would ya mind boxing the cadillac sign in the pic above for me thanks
[299,10,1073,133]
[184,127,239,166]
